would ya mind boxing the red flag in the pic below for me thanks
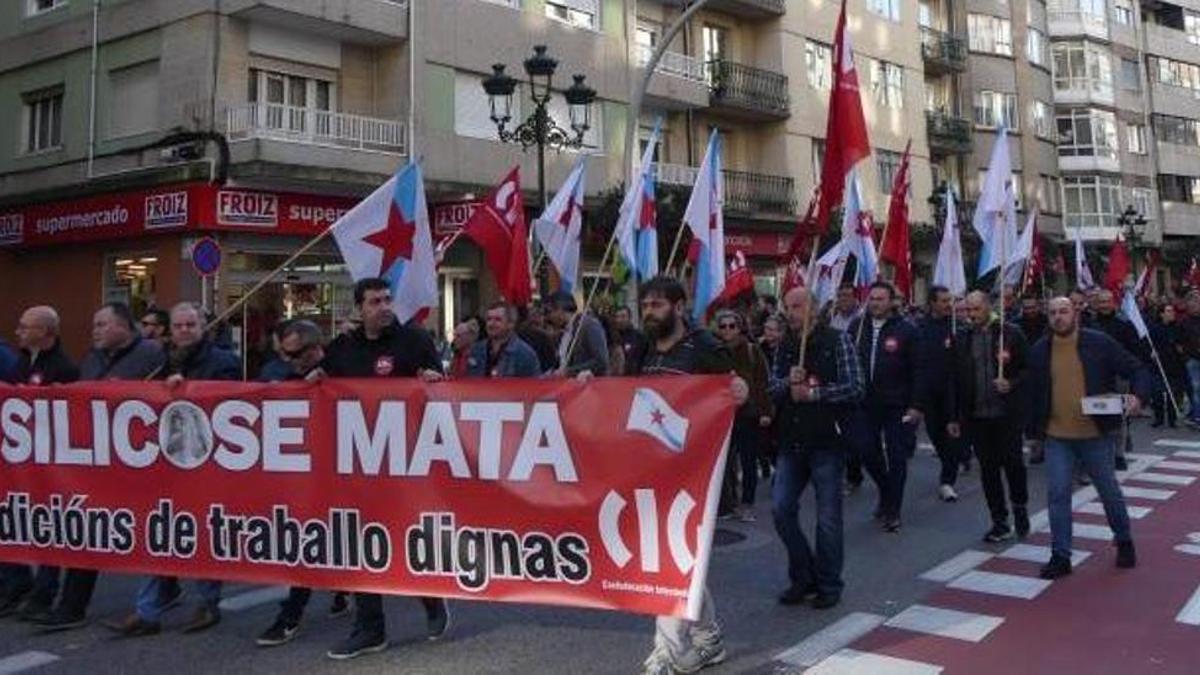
[1187,257,1200,289]
[461,167,532,306]
[782,255,806,295]
[706,252,756,320]
[815,0,871,230]
[1023,222,1044,293]
[879,141,912,299]
[784,188,820,262]
[1135,250,1159,297]
[1104,236,1131,295]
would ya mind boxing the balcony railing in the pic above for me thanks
[920,28,968,74]
[635,44,707,83]
[926,111,972,155]
[650,163,796,216]
[707,60,790,118]
[224,104,407,155]
[661,0,784,19]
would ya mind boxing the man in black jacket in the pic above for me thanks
[0,306,79,619]
[847,282,924,532]
[37,302,166,632]
[321,278,449,661]
[1092,289,1145,470]
[916,286,963,502]
[949,291,1031,543]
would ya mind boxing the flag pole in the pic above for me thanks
[998,208,1008,380]
[664,222,689,278]
[797,236,824,365]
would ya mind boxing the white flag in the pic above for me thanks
[812,241,848,309]
[1121,290,1149,340]
[933,190,967,296]
[533,155,588,292]
[1074,226,1096,290]
[682,132,725,321]
[626,387,690,453]
[975,128,1013,278]
[1004,207,1037,286]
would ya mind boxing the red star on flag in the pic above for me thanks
[650,409,666,426]
[364,204,415,273]
[558,195,581,229]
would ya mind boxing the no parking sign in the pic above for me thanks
[191,237,222,277]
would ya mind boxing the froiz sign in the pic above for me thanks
[217,190,278,228]
[0,214,23,246]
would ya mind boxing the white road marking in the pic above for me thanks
[1154,439,1200,449]
[1174,544,1200,556]
[1126,472,1196,486]
[1075,502,1152,519]
[1119,485,1176,501]
[1171,450,1200,460]
[883,604,1004,643]
[1174,584,1200,625]
[1154,460,1200,472]
[919,550,995,583]
[947,571,1052,600]
[217,586,289,612]
[1072,523,1115,541]
[806,649,943,675]
[998,543,1092,567]
[0,652,60,675]
[774,612,886,668]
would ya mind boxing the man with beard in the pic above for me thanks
[1091,289,1146,471]
[610,276,747,675]
[613,305,648,375]
[1018,296,1048,342]
[36,303,165,632]
[106,302,239,638]
[320,278,450,660]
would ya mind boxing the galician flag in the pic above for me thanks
[812,240,849,309]
[617,118,662,281]
[933,188,967,296]
[534,155,588,292]
[974,127,1017,278]
[1004,207,1038,286]
[332,161,438,324]
[841,169,876,290]
[683,132,726,322]
[1074,225,1097,290]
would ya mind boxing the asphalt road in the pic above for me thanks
[0,420,1183,674]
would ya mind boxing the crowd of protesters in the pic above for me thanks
[0,276,1178,674]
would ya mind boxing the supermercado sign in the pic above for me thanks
[0,183,360,247]
[0,378,733,619]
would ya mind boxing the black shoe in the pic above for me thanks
[15,596,52,623]
[1029,448,1045,465]
[983,523,1014,543]
[1013,508,1030,539]
[328,592,351,619]
[882,517,901,533]
[256,617,300,647]
[810,594,840,610]
[35,608,87,633]
[1039,555,1073,579]
[1116,541,1137,569]
[181,606,221,634]
[871,507,885,523]
[327,630,388,660]
[1151,420,1164,428]
[778,584,818,606]
[1115,456,1128,471]
[103,613,161,638]
[425,599,450,641]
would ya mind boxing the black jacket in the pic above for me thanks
[915,315,955,402]
[323,322,441,378]
[1150,320,1187,385]
[15,339,79,385]
[1027,328,1155,438]
[631,329,732,376]
[1018,314,1048,343]
[79,336,165,381]
[848,314,923,410]
[948,321,1029,424]
[165,339,240,381]
[1094,312,1148,363]
[771,326,864,452]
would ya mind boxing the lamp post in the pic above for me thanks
[1118,204,1148,286]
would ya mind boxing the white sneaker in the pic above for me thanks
[642,645,676,675]
[938,484,958,502]
[674,639,727,673]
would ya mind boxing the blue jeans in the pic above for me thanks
[136,576,221,622]
[849,406,916,519]
[1045,436,1132,559]
[1186,359,1200,420]
[771,448,844,598]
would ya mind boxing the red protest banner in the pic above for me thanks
[0,377,733,620]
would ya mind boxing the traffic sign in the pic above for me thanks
[191,236,222,277]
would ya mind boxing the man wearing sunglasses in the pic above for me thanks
[139,309,170,346]
[713,309,772,522]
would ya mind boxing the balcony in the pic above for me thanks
[921,28,968,75]
[223,104,407,177]
[224,0,408,44]
[635,45,710,110]
[653,163,796,216]
[660,0,784,20]
[1046,9,1108,41]
[926,111,972,155]
[707,60,790,121]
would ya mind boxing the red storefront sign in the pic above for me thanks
[724,231,791,259]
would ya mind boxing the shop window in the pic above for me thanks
[105,254,160,317]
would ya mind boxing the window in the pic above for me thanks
[1155,113,1200,147]
[868,59,904,108]
[812,139,826,181]
[455,72,517,140]
[249,69,334,134]
[1031,100,1054,138]
[1187,11,1200,46]
[1063,175,1122,229]
[968,14,1013,56]
[1158,174,1200,204]
[1056,108,1118,158]
[918,0,933,28]
[867,0,901,22]
[1052,42,1113,96]
[1120,58,1141,91]
[973,90,1019,129]
[702,25,728,63]
[877,150,903,193]
[1126,123,1148,155]
[1027,28,1048,67]
[1148,55,1200,92]
[545,0,597,30]
[1048,0,1107,26]
[806,40,832,91]
[1112,0,1133,25]
[26,0,66,15]
[108,61,159,139]
[1131,187,1154,220]
[22,87,63,154]
[1040,174,1063,214]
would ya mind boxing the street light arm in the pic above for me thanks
[623,0,716,186]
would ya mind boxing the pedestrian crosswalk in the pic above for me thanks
[947,570,1051,600]
[1127,471,1195,486]
[806,649,943,675]
[0,651,59,675]
[883,604,1004,643]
